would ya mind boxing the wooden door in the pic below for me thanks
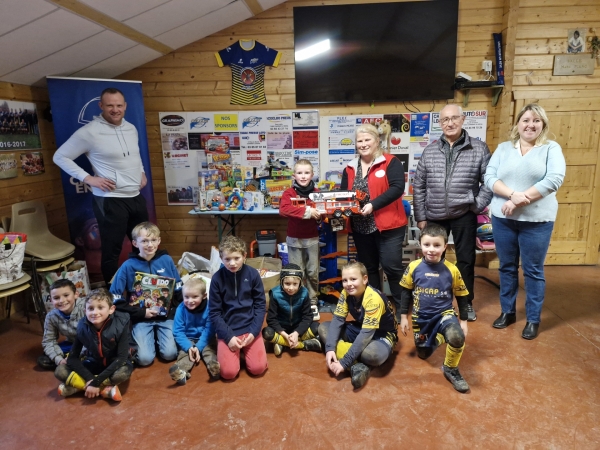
[514,92,600,265]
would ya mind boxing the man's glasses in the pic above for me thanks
[440,115,464,125]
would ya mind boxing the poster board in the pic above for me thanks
[319,111,488,195]
[159,110,319,205]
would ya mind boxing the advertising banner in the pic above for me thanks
[47,77,156,282]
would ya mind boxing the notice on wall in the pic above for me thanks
[159,110,319,204]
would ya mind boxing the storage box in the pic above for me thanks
[256,230,277,257]
[246,256,282,293]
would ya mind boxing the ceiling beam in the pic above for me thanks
[48,0,174,55]
[243,0,264,16]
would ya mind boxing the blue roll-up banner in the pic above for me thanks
[493,33,505,86]
[46,77,156,283]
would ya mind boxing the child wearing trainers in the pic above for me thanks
[318,262,397,390]
[55,288,132,401]
[110,222,182,366]
[38,279,85,371]
[279,159,321,321]
[208,236,268,380]
[169,277,220,385]
[398,223,470,393]
[262,264,322,356]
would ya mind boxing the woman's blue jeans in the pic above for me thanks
[491,216,554,324]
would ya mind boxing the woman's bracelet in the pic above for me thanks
[509,191,515,200]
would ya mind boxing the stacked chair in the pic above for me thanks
[0,226,33,324]
[10,200,75,328]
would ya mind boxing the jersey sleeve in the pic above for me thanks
[332,291,350,319]
[259,43,281,67]
[215,44,235,67]
[399,261,417,290]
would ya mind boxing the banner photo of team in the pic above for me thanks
[0,99,41,151]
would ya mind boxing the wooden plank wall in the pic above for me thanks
[118,0,506,259]
[0,82,69,242]
[510,0,600,265]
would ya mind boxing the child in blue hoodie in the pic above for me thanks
[169,277,220,384]
[110,222,182,366]
[208,236,267,380]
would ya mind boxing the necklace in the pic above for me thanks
[360,158,374,177]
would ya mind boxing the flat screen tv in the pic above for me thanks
[293,0,459,105]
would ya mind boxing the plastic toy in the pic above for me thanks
[291,190,366,218]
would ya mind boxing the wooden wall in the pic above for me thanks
[0,82,68,241]
[3,0,598,265]
[118,0,507,259]
[509,0,600,265]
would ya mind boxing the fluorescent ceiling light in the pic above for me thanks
[295,39,331,61]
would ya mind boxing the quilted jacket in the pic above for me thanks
[413,130,493,221]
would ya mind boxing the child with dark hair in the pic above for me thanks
[262,263,321,356]
[208,236,268,380]
[55,288,133,402]
[399,223,471,393]
[38,279,86,371]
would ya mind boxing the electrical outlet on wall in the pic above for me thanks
[482,60,493,72]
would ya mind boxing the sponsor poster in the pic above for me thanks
[159,110,320,202]
[0,99,42,151]
[46,77,156,283]
[0,153,17,179]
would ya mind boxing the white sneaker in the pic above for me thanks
[311,304,320,321]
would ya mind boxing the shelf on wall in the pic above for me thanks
[458,85,504,107]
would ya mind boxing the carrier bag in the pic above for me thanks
[41,260,91,311]
[0,233,27,284]
[177,252,211,276]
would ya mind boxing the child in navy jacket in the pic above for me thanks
[110,222,182,366]
[208,236,267,380]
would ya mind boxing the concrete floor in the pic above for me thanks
[1,266,599,449]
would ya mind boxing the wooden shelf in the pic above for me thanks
[458,85,504,107]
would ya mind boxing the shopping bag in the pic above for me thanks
[0,233,27,284]
[177,251,211,277]
[41,260,91,310]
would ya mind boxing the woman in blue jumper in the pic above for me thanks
[484,103,565,340]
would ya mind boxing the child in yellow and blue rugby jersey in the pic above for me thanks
[399,223,470,393]
[318,261,397,390]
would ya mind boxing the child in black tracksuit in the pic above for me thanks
[54,288,132,402]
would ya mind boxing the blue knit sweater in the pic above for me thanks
[484,140,565,222]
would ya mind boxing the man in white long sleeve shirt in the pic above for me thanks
[53,88,149,284]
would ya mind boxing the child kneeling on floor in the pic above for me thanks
[262,263,321,356]
[169,277,220,385]
[318,261,397,390]
[399,223,471,393]
[55,288,133,402]
[208,236,268,380]
[38,279,85,371]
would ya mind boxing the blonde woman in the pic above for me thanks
[484,104,565,340]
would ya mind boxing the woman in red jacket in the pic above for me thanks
[341,123,407,317]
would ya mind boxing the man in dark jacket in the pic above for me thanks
[413,104,493,321]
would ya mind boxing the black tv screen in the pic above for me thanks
[293,1,459,105]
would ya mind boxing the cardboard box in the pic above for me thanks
[246,257,282,293]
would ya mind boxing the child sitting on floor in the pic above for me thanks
[318,261,397,390]
[208,236,268,380]
[262,263,322,356]
[399,223,471,393]
[38,279,85,371]
[55,288,133,402]
[169,277,220,385]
